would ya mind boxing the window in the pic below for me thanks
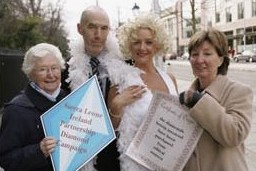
[238,2,244,19]
[253,0,256,17]
[237,28,244,35]
[226,7,232,22]
[186,30,193,38]
[167,18,174,35]
[216,12,220,23]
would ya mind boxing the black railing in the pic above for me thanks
[0,49,28,107]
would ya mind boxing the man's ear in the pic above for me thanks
[77,23,83,35]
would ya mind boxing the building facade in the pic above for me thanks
[160,0,256,56]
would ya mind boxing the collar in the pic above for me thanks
[30,82,61,102]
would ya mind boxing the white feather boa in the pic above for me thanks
[67,39,148,171]
[116,68,178,171]
[117,87,153,171]
[68,38,176,171]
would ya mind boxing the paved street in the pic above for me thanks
[167,60,256,171]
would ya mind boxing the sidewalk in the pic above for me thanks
[177,79,256,171]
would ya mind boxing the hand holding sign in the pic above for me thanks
[41,76,116,171]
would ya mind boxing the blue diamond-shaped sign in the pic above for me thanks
[41,75,116,171]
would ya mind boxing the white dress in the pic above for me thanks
[117,67,178,171]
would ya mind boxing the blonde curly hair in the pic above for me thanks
[117,13,170,59]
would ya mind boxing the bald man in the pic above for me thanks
[66,6,122,171]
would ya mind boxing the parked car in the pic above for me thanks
[233,50,256,63]
[181,52,189,60]
[164,53,177,60]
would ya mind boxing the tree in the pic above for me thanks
[158,0,213,56]
[160,0,210,34]
[0,0,70,58]
[189,0,197,34]
[185,0,213,34]
[178,0,202,34]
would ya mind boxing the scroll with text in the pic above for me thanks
[126,92,203,171]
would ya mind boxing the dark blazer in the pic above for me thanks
[0,84,67,171]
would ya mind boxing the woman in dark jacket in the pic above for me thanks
[0,43,68,171]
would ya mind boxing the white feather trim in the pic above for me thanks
[68,38,144,171]
[116,68,177,171]
[68,38,176,171]
[66,38,130,91]
[117,86,152,171]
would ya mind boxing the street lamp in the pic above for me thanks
[243,28,246,51]
[132,3,140,16]
[242,0,246,51]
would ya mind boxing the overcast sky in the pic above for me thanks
[60,0,175,39]
[61,0,150,39]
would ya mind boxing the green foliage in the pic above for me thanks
[0,0,70,58]
[0,17,45,50]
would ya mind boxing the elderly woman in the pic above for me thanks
[179,28,253,171]
[0,43,67,171]
[107,13,178,171]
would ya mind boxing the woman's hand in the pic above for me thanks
[112,85,147,109]
[179,89,202,108]
[108,85,147,128]
[40,137,57,158]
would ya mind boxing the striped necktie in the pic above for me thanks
[89,57,100,76]
[89,57,110,101]
[89,57,103,93]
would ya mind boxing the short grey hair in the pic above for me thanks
[22,43,65,77]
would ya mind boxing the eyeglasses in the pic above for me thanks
[35,66,61,75]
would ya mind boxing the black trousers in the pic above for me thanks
[95,139,120,171]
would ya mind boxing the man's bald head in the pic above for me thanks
[77,6,110,57]
[80,6,110,26]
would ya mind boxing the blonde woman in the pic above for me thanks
[107,13,178,171]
